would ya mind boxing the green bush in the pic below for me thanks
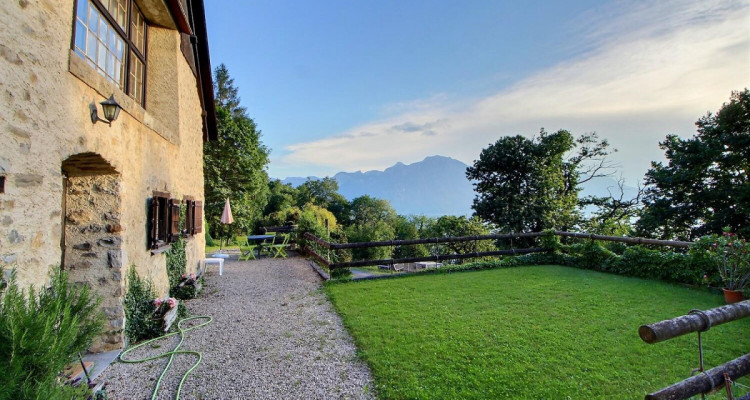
[166,238,187,288]
[414,241,716,288]
[0,268,104,400]
[205,222,216,247]
[331,267,353,280]
[123,267,161,344]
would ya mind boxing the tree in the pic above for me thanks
[295,177,350,224]
[578,178,643,236]
[348,195,397,227]
[264,180,298,217]
[637,89,750,240]
[204,65,270,236]
[214,64,246,118]
[426,216,494,255]
[466,129,613,233]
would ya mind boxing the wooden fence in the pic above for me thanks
[302,230,693,270]
[639,300,750,399]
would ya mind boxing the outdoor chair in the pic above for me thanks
[237,235,258,261]
[270,233,290,258]
[259,232,276,256]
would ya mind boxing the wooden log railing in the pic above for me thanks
[640,300,750,399]
[639,300,750,344]
[325,231,545,250]
[304,230,692,251]
[552,231,692,248]
[328,247,546,269]
[645,354,750,400]
[302,230,694,271]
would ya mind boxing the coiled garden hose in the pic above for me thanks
[119,316,213,400]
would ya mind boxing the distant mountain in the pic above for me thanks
[281,155,640,217]
[283,156,475,216]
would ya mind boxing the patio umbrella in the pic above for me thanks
[219,198,234,253]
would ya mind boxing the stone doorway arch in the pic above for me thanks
[61,152,124,351]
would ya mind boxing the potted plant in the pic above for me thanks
[707,230,750,303]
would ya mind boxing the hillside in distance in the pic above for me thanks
[281,155,639,217]
[283,156,475,216]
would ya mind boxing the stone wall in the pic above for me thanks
[64,174,124,351]
[0,0,207,350]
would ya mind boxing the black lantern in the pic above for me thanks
[90,94,122,126]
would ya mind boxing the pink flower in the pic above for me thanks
[154,298,163,308]
[189,273,196,280]
[181,274,187,279]
[167,298,177,309]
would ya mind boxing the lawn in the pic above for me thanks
[325,265,750,399]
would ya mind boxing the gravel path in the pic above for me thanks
[100,255,375,400]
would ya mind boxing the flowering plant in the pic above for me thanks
[153,297,178,312]
[695,229,750,291]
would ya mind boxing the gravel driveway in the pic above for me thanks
[100,255,375,400]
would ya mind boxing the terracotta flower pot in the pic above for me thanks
[723,288,746,304]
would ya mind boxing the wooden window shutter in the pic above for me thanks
[150,197,160,249]
[169,199,181,243]
[184,199,193,237]
[193,201,203,234]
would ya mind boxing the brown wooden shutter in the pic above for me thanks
[169,199,181,243]
[193,201,203,234]
[150,197,160,249]
[184,200,193,237]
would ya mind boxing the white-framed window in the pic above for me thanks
[73,0,147,105]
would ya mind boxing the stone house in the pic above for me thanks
[0,0,217,351]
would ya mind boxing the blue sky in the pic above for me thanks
[205,0,749,183]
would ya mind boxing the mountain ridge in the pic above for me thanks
[281,155,638,216]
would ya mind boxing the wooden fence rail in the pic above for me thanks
[328,247,546,269]
[639,300,750,344]
[304,230,693,252]
[303,230,696,271]
[640,300,750,399]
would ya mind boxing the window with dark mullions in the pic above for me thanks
[150,193,181,251]
[72,0,147,105]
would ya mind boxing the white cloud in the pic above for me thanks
[273,0,750,182]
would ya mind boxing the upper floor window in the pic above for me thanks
[73,0,147,105]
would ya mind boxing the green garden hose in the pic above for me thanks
[119,316,212,400]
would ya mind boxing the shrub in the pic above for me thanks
[331,267,353,280]
[166,238,187,288]
[693,230,750,290]
[432,241,717,288]
[205,222,217,247]
[123,267,161,343]
[0,268,104,400]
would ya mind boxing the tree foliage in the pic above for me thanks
[467,129,612,232]
[637,89,750,240]
[295,178,350,223]
[426,216,494,255]
[204,64,270,236]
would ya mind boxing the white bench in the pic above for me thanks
[203,258,224,276]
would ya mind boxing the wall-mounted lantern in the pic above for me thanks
[90,95,122,126]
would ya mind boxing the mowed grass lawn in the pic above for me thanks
[326,265,750,399]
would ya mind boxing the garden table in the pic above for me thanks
[247,235,275,258]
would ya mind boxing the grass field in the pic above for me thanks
[326,265,750,399]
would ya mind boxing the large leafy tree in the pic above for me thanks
[466,129,612,232]
[295,177,350,224]
[637,89,750,240]
[204,64,270,237]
